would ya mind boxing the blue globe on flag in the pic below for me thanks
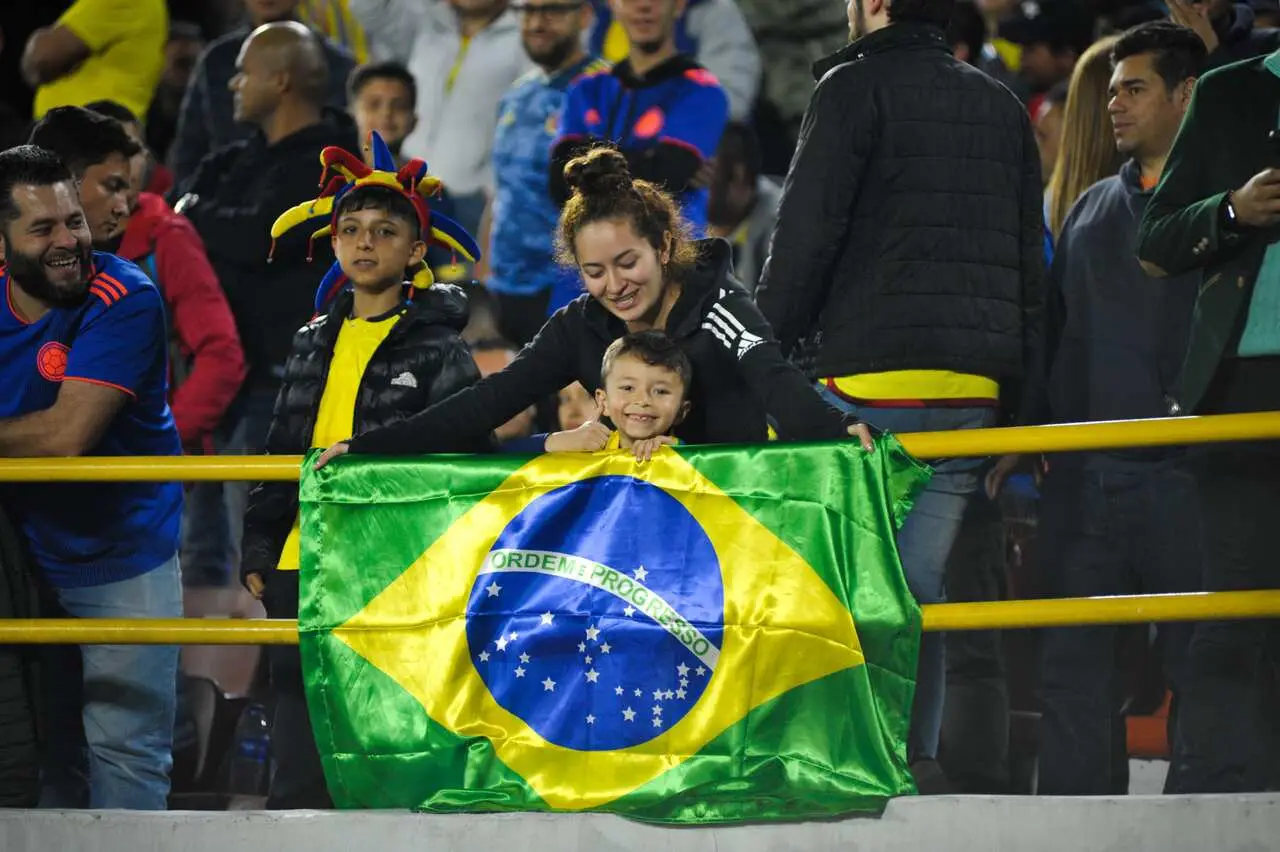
[465,475,725,751]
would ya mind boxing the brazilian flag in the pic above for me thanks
[300,438,929,823]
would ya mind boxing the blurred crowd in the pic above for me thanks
[0,0,1278,812]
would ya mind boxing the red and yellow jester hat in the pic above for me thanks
[269,131,481,310]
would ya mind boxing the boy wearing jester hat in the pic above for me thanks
[241,131,489,807]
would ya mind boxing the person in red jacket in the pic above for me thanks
[88,100,247,450]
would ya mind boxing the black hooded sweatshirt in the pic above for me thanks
[349,239,854,455]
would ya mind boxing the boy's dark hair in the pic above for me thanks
[945,0,985,64]
[600,331,693,395]
[1111,21,1206,91]
[887,0,954,30]
[347,60,418,106]
[334,184,423,235]
[0,145,75,233]
[27,106,141,178]
[84,99,141,129]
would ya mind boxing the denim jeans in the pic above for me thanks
[181,387,278,588]
[815,384,995,761]
[39,555,183,809]
[1035,459,1201,794]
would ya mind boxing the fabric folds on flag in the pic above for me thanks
[299,438,929,823]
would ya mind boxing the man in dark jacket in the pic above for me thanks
[169,0,355,189]
[755,0,1045,786]
[1136,48,1280,794]
[1169,0,1280,69]
[1020,22,1207,796]
[176,21,359,587]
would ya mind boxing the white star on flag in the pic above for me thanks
[623,605,635,617]
[585,626,601,641]
[599,642,611,654]
[680,678,689,688]
[652,704,662,715]
[585,669,600,683]
[676,663,690,677]
[634,565,648,581]
[623,707,636,721]
[495,636,509,652]
[578,642,586,653]
[652,717,663,728]
[653,689,664,700]
[586,714,596,725]
[696,666,706,676]
[478,651,490,662]
[542,677,556,692]
[485,581,502,597]
[508,632,518,641]
[664,690,674,700]
[519,652,530,663]
[634,688,642,697]
[585,655,593,664]
[676,688,686,699]
[614,686,624,695]
[514,666,525,678]
[540,612,554,626]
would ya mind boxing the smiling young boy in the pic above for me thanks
[240,136,485,807]
[347,61,418,166]
[545,330,691,461]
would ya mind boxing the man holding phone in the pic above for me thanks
[1137,47,1280,793]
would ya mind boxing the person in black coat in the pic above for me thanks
[241,170,486,808]
[314,146,873,466]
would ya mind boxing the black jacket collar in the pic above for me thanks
[613,53,702,89]
[813,22,948,80]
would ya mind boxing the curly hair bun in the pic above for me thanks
[563,146,632,198]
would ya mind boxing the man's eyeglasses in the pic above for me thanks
[510,2,584,17]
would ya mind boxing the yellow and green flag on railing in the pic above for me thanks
[299,438,929,822]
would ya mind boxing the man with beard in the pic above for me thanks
[755,0,1044,792]
[485,0,608,346]
[549,0,729,235]
[0,144,183,809]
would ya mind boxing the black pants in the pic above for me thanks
[940,493,1010,793]
[1036,459,1202,795]
[1166,443,1280,793]
[492,290,551,349]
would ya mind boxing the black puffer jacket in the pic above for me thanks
[241,284,487,612]
[348,238,855,455]
[757,23,1044,396]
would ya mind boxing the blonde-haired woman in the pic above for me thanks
[1046,35,1124,238]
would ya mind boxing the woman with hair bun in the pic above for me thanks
[316,145,872,465]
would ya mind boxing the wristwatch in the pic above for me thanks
[1221,191,1241,233]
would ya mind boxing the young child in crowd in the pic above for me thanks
[348,61,418,167]
[544,330,692,462]
[240,133,486,808]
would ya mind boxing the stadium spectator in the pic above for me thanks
[21,0,167,119]
[549,0,729,235]
[1046,35,1123,237]
[996,0,1096,96]
[348,0,529,236]
[705,121,779,295]
[0,143,182,810]
[145,21,205,171]
[486,0,607,346]
[1167,0,1280,68]
[175,22,359,585]
[298,0,373,63]
[1137,43,1280,795]
[347,61,418,166]
[756,0,1044,791]
[1001,22,1207,795]
[586,0,760,121]
[1034,82,1068,187]
[169,0,355,189]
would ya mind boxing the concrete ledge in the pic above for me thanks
[2,795,1278,852]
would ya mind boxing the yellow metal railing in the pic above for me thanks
[0,413,1277,644]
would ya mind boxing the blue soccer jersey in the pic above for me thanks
[0,252,182,587]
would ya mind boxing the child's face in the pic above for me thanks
[595,353,688,445]
[351,78,417,155]
[332,207,426,290]
[557,382,595,431]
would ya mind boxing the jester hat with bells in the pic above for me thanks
[269,131,481,312]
